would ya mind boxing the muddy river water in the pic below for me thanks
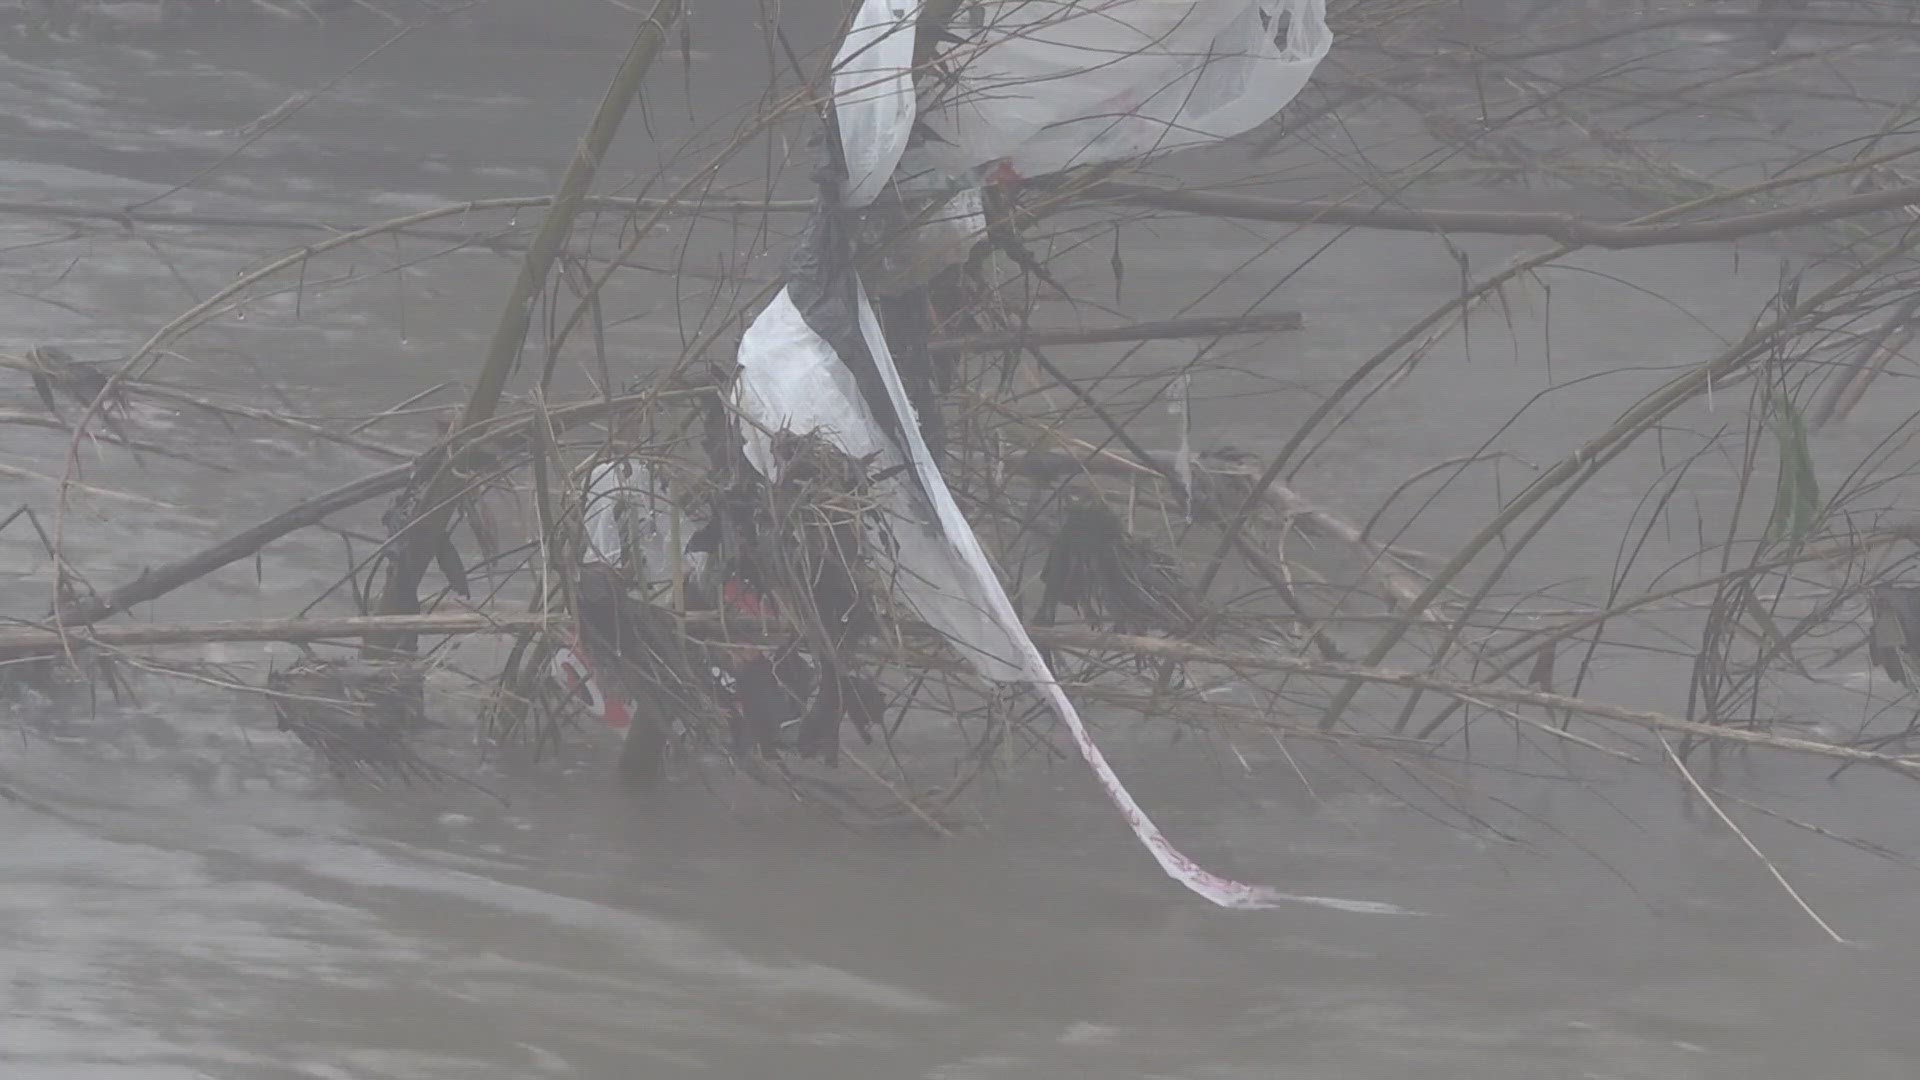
[4,3,1920,1077]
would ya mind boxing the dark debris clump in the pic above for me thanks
[268,659,446,785]
[1038,494,1201,636]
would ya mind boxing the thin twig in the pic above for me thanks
[1659,734,1848,944]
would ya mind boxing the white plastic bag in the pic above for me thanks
[847,274,1404,913]
[733,287,1026,682]
[751,0,1409,913]
[856,185,989,293]
[581,458,701,589]
[731,282,1405,912]
[834,0,1331,197]
[930,0,1331,180]
[834,0,923,207]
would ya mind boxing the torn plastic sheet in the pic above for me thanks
[848,273,1409,914]
[557,458,706,733]
[734,286,1026,684]
[831,0,1332,201]
[727,0,1406,912]
[582,457,705,590]
[854,185,989,295]
[733,215,1405,911]
[834,0,923,206]
[550,639,632,731]
[781,184,949,457]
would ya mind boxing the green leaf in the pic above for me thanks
[1766,395,1820,545]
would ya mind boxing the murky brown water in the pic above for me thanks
[6,3,1920,1077]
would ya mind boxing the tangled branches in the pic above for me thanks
[6,0,1920,924]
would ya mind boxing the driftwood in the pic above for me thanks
[11,0,1920,930]
[1079,179,1920,250]
[5,611,1914,780]
[926,312,1303,353]
[50,463,415,628]
[19,307,1307,638]
[7,176,1917,250]
[366,0,684,651]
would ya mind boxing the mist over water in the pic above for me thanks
[4,3,1920,1077]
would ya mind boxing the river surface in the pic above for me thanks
[5,3,1920,1077]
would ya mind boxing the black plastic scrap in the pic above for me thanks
[1867,584,1920,687]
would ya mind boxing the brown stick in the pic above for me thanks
[0,611,552,649]
[0,355,414,461]
[0,409,226,467]
[370,0,683,645]
[1026,630,1920,776]
[29,379,713,635]
[1085,180,1920,250]
[52,463,414,627]
[1477,13,1920,64]
[0,196,816,235]
[7,175,1916,254]
[5,612,1912,778]
[0,462,182,511]
[9,172,1915,257]
[926,311,1302,353]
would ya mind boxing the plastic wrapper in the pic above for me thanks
[939,0,1331,180]
[561,458,705,733]
[581,457,704,590]
[722,0,1408,912]
[734,286,1026,682]
[733,225,1403,911]
[854,185,989,295]
[833,0,922,206]
[832,0,1332,196]
[849,271,1405,914]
